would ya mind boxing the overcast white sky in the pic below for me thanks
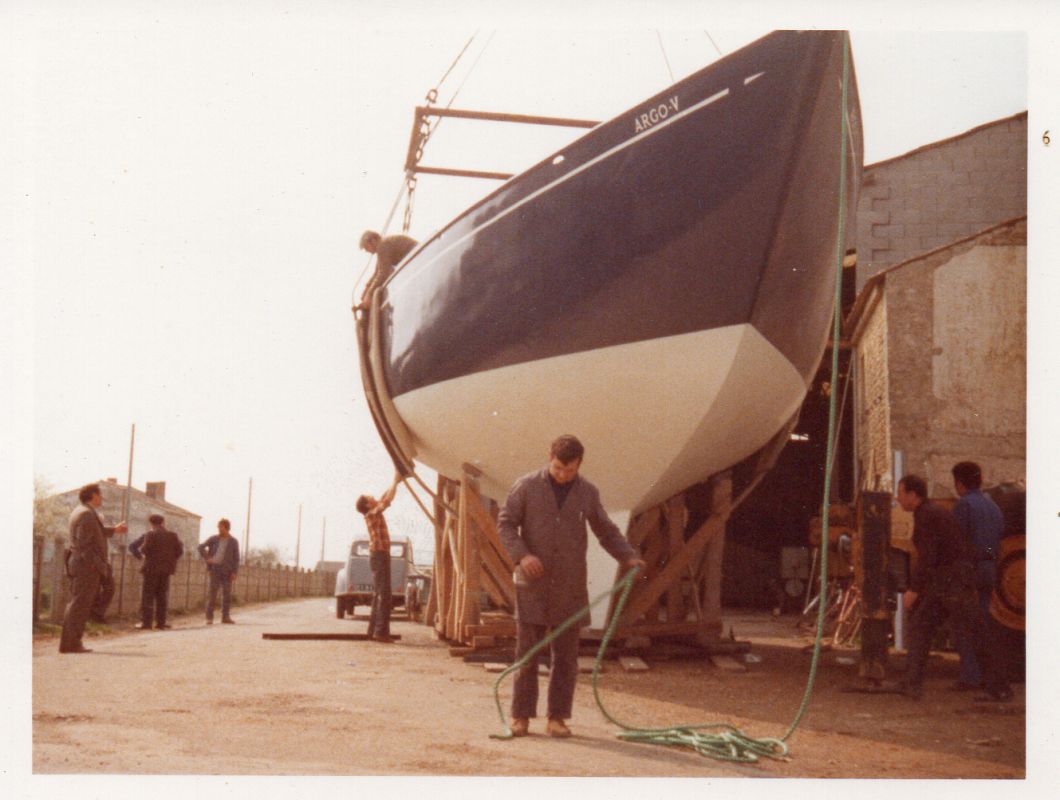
[4,0,1060,793]
[2,2,1051,573]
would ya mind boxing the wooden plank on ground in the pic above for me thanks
[619,656,649,672]
[577,656,603,674]
[262,633,401,641]
[710,654,747,672]
[464,621,516,637]
[483,662,508,673]
[461,651,515,663]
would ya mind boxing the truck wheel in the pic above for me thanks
[335,597,346,619]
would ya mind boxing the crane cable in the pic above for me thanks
[489,33,854,764]
[402,31,495,233]
[354,32,483,294]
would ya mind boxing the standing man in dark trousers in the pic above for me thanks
[356,474,401,643]
[896,474,1012,702]
[197,518,240,624]
[498,435,645,738]
[129,514,184,630]
[60,483,127,653]
[950,461,1005,690]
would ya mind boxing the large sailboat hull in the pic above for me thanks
[370,30,863,516]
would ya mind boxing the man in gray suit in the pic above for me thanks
[498,435,645,738]
[60,483,127,653]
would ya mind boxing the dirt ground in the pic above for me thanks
[31,597,1026,780]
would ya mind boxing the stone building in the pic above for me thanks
[41,479,202,558]
[844,216,1026,498]
[855,112,1026,291]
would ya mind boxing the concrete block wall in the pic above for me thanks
[41,539,337,624]
[884,219,1026,497]
[855,113,1026,291]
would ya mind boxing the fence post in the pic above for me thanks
[49,536,67,624]
[33,536,44,625]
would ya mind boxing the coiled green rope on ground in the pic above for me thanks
[489,566,788,762]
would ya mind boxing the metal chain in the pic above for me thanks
[403,87,438,233]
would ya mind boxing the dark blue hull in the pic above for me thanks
[380,30,862,401]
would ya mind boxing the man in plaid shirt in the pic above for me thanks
[356,474,401,643]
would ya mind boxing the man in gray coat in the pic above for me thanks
[60,483,127,653]
[498,435,644,738]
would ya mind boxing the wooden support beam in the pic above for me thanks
[620,475,732,625]
[460,477,482,632]
[416,105,599,129]
[699,476,732,635]
[665,495,686,624]
[627,506,662,549]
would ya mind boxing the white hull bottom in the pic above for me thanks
[393,323,808,626]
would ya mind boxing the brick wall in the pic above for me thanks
[856,113,1026,291]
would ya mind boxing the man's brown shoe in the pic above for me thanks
[509,717,529,737]
[546,718,572,738]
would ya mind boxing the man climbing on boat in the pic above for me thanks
[355,230,417,312]
[497,435,645,738]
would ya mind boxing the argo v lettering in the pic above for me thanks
[633,96,680,133]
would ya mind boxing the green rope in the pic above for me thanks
[489,567,788,762]
[779,29,851,745]
[487,33,853,765]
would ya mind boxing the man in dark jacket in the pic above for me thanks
[60,483,127,653]
[354,230,417,312]
[498,435,645,738]
[129,514,184,630]
[896,474,1012,701]
[950,461,1006,690]
[197,518,240,624]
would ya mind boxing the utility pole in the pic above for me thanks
[117,423,135,615]
[244,477,253,565]
[320,517,326,564]
[295,503,302,568]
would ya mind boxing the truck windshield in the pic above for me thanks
[351,542,407,558]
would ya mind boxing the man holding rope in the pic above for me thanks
[498,435,645,738]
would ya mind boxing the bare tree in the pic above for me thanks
[33,477,64,540]
[246,545,285,567]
